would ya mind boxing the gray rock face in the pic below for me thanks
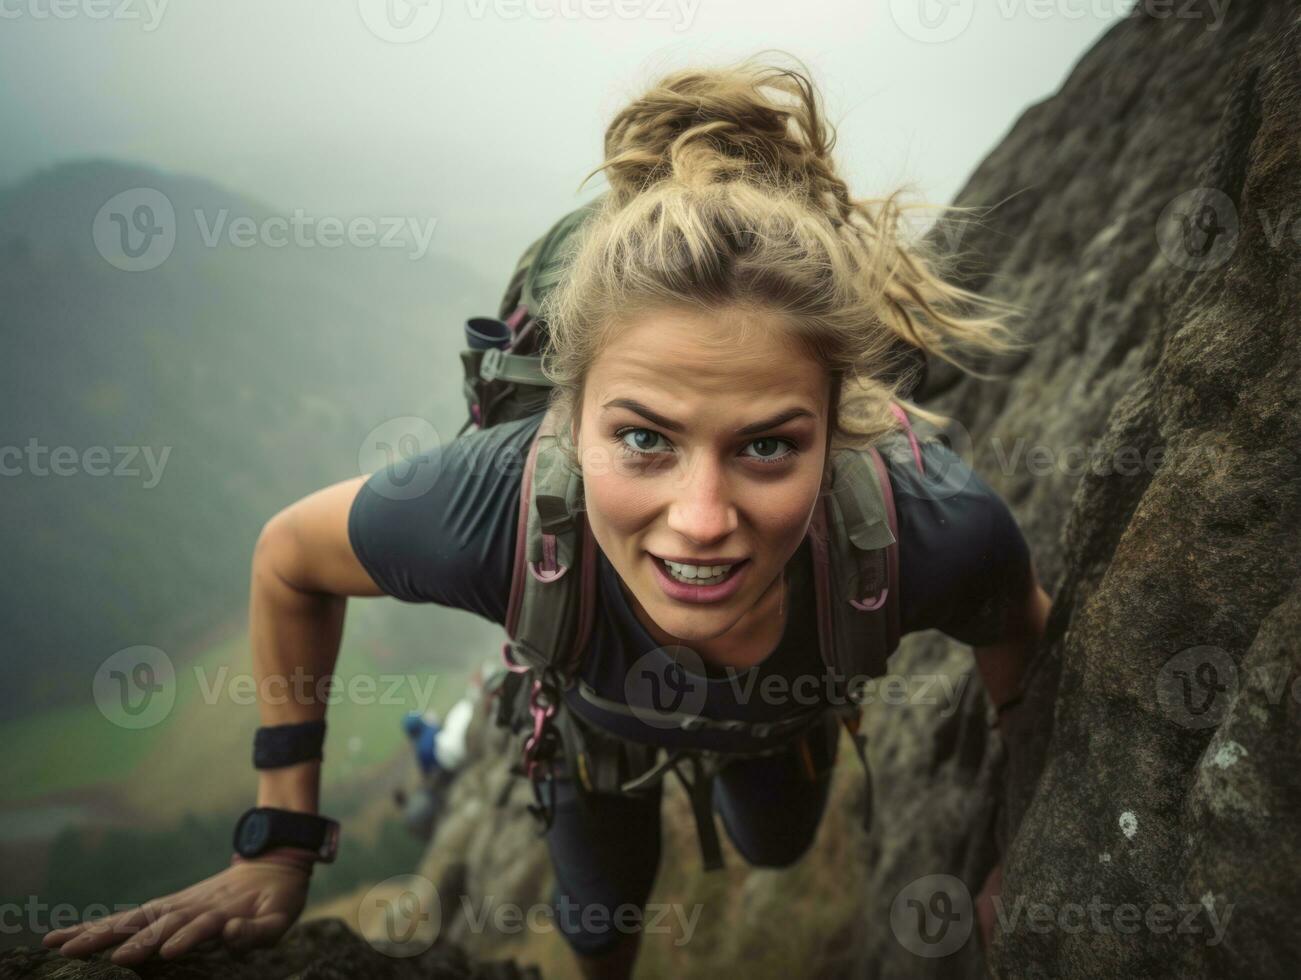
[916,1,1299,977]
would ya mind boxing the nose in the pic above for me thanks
[665,450,738,547]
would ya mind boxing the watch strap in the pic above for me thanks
[235,807,339,863]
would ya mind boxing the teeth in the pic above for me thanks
[661,559,734,585]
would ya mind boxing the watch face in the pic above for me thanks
[236,811,271,856]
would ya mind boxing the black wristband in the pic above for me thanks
[254,720,326,769]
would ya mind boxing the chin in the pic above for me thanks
[642,598,738,644]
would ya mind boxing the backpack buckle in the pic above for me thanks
[528,532,569,582]
[479,346,505,383]
[849,587,889,611]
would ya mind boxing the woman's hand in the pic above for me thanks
[40,856,311,967]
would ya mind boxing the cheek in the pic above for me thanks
[580,455,660,542]
[739,475,821,550]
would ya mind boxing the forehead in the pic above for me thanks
[586,307,827,412]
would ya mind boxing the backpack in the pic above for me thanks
[461,201,935,871]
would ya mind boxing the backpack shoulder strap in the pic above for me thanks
[503,403,597,681]
[811,439,902,694]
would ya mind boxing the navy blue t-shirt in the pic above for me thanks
[348,412,1032,752]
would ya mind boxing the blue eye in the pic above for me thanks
[741,437,797,464]
[613,428,799,465]
[618,427,671,455]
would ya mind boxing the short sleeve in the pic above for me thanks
[886,438,1033,646]
[347,413,542,625]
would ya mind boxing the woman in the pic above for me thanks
[43,56,1051,978]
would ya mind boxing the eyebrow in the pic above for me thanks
[601,398,816,436]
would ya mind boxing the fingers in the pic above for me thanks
[107,909,194,967]
[158,909,228,960]
[46,901,172,958]
[223,911,293,951]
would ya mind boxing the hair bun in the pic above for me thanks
[598,54,839,205]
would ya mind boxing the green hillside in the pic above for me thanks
[0,160,510,725]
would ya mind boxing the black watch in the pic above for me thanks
[233,807,340,863]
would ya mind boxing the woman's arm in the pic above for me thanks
[970,561,1052,737]
[45,476,387,965]
[249,475,385,813]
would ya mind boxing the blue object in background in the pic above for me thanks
[402,710,443,776]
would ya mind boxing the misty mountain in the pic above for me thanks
[0,159,508,722]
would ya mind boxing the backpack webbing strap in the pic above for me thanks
[478,347,552,387]
[504,404,597,676]
[810,435,904,836]
[673,755,725,871]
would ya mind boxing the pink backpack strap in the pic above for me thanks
[890,401,925,477]
[503,409,597,677]
[866,444,902,653]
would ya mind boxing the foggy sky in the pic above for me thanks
[0,0,1125,273]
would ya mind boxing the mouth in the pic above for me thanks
[648,553,750,604]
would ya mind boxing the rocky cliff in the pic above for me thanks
[947,1,1301,977]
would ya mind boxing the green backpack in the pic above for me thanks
[461,200,934,871]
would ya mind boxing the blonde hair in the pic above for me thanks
[539,52,1028,465]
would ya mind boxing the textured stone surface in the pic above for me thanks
[919,2,1300,977]
[0,918,538,979]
